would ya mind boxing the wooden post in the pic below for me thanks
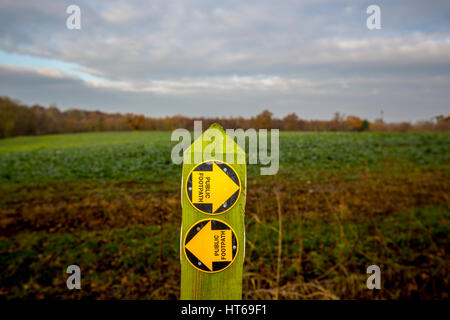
[180,123,246,300]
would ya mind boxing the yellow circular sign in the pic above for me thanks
[183,219,239,273]
[185,160,241,215]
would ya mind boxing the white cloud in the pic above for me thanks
[0,0,449,120]
[101,2,149,23]
[0,64,67,79]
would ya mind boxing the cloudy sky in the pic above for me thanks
[0,0,449,121]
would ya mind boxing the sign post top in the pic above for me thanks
[183,123,246,165]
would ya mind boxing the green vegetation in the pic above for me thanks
[0,131,448,183]
[0,131,449,299]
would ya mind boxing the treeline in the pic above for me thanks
[1,96,449,139]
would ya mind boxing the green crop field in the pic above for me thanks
[0,131,449,299]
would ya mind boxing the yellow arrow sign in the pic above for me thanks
[184,219,237,273]
[188,161,240,214]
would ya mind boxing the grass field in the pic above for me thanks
[0,131,449,299]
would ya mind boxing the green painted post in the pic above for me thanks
[180,123,246,300]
